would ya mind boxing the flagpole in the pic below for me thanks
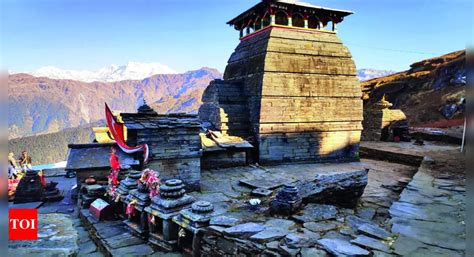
[461,117,466,153]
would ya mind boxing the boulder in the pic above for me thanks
[298,170,369,208]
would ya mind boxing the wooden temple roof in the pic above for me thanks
[227,0,353,28]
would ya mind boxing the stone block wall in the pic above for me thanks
[210,27,363,164]
[122,114,202,190]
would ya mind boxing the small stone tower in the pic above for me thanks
[199,0,363,164]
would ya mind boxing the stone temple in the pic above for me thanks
[199,0,363,164]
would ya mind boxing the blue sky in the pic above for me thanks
[1,0,472,73]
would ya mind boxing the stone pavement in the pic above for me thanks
[389,157,466,256]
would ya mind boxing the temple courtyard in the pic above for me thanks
[8,141,465,256]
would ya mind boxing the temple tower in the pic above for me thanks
[199,0,363,164]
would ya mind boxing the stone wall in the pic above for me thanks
[203,27,363,164]
[122,114,202,190]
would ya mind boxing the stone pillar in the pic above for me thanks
[261,19,264,29]
[288,17,292,27]
[332,22,337,32]
[320,21,324,30]
[270,14,276,25]
[304,19,308,29]
[240,29,243,38]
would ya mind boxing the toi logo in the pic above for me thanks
[9,209,38,240]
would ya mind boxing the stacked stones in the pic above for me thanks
[80,177,105,208]
[121,111,202,191]
[115,170,142,217]
[270,185,302,216]
[14,170,44,204]
[123,182,152,238]
[145,179,195,251]
[201,27,363,164]
[199,79,251,140]
[172,201,215,255]
[362,98,408,141]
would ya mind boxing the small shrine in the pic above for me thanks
[114,170,142,218]
[145,179,195,251]
[362,96,410,142]
[270,184,302,216]
[80,176,106,208]
[122,169,159,238]
[13,170,63,204]
[172,201,215,256]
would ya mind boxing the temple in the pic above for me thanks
[199,0,363,164]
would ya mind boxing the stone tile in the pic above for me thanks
[77,240,97,255]
[317,238,370,256]
[110,243,155,256]
[303,221,337,233]
[250,228,288,243]
[285,232,317,248]
[190,192,230,203]
[357,207,376,220]
[210,216,240,227]
[351,235,391,253]
[104,232,145,249]
[264,218,296,231]
[292,204,337,223]
[224,223,266,238]
[357,223,391,240]
[300,247,329,257]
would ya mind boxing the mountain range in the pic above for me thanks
[357,69,396,82]
[26,62,178,83]
[8,63,393,139]
[8,67,222,139]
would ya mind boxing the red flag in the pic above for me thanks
[105,103,149,163]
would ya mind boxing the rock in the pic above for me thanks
[346,215,373,229]
[250,228,288,243]
[224,222,265,238]
[293,204,337,223]
[357,223,391,240]
[210,215,239,227]
[9,214,79,257]
[77,240,97,255]
[110,243,154,256]
[300,247,329,257]
[285,232,317,248]
[322,230,351,241]
[104,232,145,249]
[265,218,296,231]
[317,238,370,256]
[339,228,356,236]
[357,207,376,220]
[351,235,392,253]
[278,243,300,256]
[266,241,280,251]
[423,156,435,164]
[372,251,397,257]
[298,169,369,208]
[252,187,273,197]
[303,222,337,233]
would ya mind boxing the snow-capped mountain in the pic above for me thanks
[26,62,178,82]
[357,69,396,81]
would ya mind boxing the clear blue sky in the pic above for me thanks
[1,0,472,73]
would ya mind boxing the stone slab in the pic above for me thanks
[317,238,370,256]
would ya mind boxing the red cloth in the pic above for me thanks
[40,176,46,187]
[109,152,121,171]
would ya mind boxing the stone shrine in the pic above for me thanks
[115,170,142,218]
[362,97,409,141]
[121,106,202,191]
[199,0,363,164]
[173,201,215,256]
[123,182,152,238]
[145,179,195,251]
[270,184,302,216]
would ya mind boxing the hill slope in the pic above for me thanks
[362,50,466,127]
[8,67,222,139]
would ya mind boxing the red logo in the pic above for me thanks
[9,209,38,240]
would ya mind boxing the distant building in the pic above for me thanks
[199,0,363,164]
